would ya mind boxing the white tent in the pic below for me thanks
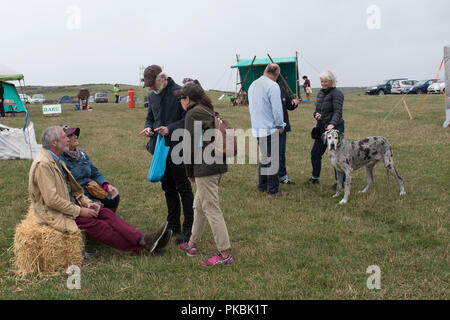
[0,121,41,159]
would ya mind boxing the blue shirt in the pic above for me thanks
[248,75,285,137]
[45,149,61,164]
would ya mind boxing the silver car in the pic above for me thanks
[391,80,417,94]
[30,94,46,104]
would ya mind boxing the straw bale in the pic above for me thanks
[13,207,83,277]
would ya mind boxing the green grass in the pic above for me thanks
[0,88,449,299]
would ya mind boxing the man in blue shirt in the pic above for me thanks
[248,63,288,197]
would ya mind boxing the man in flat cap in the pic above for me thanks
[140,65,194,245]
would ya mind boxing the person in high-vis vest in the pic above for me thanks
[113,84,120,103]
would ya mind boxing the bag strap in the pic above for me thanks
[195,105,217,119]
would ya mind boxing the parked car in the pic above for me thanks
[19,94,31,104]
[428,81,445,94]
[88,96,94,103]
[366,78,408,95]
[408,79,435,94]
[30,94,46,104]
[94,93,108,103]
[391,80,417,94]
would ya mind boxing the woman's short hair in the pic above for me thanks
[319,70,337,87]
[41,126,61,149]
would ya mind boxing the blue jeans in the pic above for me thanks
[257,132,280,195]
[311,124,345,181]
[278,130,288,181]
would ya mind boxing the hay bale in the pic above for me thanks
[13,207,83,277]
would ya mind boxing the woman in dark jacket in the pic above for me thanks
[59,125,120,211]
[177,82,234,267]
[306,70,345,187]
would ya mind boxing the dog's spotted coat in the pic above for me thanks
[323,129,406,204]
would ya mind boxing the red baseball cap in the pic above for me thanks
[59,124,80,137]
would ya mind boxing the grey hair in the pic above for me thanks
[319,70,337,87]
[264,63,280,77]
[41,126,62,149]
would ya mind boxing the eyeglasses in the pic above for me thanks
[178,95,187,101]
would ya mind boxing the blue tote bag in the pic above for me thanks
[147,134,170,182]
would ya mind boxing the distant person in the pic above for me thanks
[303,76,312,102]
[113,84,120,103]
[0,81,5,118]
[277,79,299,185]
[248,63,288,197]
[29,126,171,255]
[140,65,194,244]
[178,83,234,266]
[306,70,345,190]
[60,124,121,212]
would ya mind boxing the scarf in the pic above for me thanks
[65,149,80,159]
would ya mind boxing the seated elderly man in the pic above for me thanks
[28,126,171,254]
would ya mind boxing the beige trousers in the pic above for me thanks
[190,174,231,252]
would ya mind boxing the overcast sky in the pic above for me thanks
[1,0,449,90]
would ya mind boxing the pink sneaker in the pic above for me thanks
[179,242,198,257]
[200,252,234,266]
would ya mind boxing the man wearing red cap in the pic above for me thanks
[140,65,194,244]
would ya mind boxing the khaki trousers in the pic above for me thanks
[190,174,231,252]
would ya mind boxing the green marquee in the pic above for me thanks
[231,56,299,96]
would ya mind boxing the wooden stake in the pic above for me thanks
[402,97,413,120]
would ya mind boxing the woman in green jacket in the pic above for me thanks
[177,82,233,266]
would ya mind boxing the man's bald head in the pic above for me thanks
[264,63,280,81]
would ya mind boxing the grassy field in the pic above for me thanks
[0,87,448,299]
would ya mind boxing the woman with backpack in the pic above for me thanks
[177,82,233,267]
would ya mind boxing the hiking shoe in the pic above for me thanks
[155,229,173,251]
[267,191,290,197]
[143,221,168,253]
[179,242,198,257]
[305,178,320,185]
[280,178,295,185]
[200,252,234,266]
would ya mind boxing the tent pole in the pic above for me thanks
[236,56,256,103]
[235,54,240,99]
[267,54,295,98]
[295,51,299,99]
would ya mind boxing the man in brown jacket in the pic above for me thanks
[29,126,171,254]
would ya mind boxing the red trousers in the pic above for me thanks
[76,208,143,254]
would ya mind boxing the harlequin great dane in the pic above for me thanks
[322,129,406,204]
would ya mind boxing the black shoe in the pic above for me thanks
[155,229,173,251]
[280,178,295,185]
[175,232,190,245]
[305,178,319,185]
